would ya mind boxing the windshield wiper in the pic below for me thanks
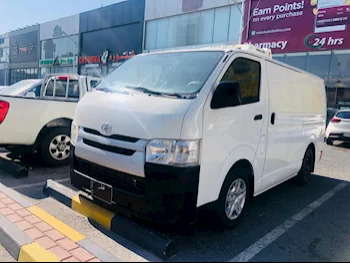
[125,86,163,96]
[95,87,112,93]
[125,86,187,99]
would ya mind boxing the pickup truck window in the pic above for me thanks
[55,80,68,98]
[68,80,80,99]
[45,81,55,97]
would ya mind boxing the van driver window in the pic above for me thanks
[221,58,261,105]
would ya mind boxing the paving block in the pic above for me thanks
[70,247,95,262]
[16,209,32,217]
[57,238,79,252]
[45,229,65,242]
[34,222,53,232]
[48,246,72,261]
[35,236,57,250]
[7,214,23,223]
[15,221,34,231]
[24,228,45,240]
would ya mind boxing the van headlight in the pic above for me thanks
[71,122,79,146]
[146,140,200,167]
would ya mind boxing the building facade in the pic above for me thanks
[0,33,10,85]
[40,15,80,76]
[79,0,145,77]
[144,0,243,52]
[8,25,40,84]
[242,0,350,109]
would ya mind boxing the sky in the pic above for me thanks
[1,0,126,35]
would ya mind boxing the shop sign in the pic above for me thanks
[39,56,76,67]
[79,50,135,65]
[11,41,35,59]
[242,0,350,53]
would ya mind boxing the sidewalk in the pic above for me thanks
[0,183,118,262]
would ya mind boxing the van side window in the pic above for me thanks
[221,58,261,105]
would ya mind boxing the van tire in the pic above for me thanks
[295,148,314,185]
[214,167,250,229]
[41,127,71,167]
[326,139,333,145]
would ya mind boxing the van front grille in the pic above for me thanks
[84,127,139,143]
[74,157,146,196]
[83,139,135,156]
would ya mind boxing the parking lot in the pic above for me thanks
[0,143,350,262]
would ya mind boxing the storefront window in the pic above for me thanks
[273,55,285,63]
[145,4,242,50]
[285,53,307,70]
[307,52,331,79]
[330,50,350,79]
[41,35,79,59]
[9,68,38,84]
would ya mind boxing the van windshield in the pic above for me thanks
[95,51,224,98]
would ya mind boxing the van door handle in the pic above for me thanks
[254,114,263,121]
[271,113,276,125]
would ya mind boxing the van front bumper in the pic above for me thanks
[70,146,200,224]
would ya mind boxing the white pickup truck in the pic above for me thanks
[0,74,100,166]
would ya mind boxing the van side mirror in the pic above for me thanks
[211,82,241,109]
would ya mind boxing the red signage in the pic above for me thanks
[79,50,135,65]
[242,0,350,54]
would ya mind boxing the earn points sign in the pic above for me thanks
[242,0,350,53]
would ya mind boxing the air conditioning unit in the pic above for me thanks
[234,44,273,58]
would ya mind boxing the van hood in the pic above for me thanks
[74,91,193,140]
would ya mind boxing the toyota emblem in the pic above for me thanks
[101,123,112,136]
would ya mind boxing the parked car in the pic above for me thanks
[0,74,100,166]
[70,45,326,228]
[0,86,9,91]
[325,109,350,145]
[0,79,42,97]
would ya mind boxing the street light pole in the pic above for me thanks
[62,31,78,73]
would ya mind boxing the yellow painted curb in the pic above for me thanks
[18,243,59,262]
[28,206,85,242]
[72,194,115,230]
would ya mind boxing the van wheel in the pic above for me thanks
[326,139,333,145]
[41,127,71,167]
[215,168,250,229]
[295,148,314,185]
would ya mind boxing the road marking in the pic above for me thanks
[12,178,70,190]
[230,182,348,262]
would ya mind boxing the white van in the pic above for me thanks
[70,45,326,228]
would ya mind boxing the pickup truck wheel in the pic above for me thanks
[214,168,250,229]
[41,127,71,167]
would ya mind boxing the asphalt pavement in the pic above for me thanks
[0,143,349,262]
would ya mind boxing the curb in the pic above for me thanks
[0,155,28,178]
[0,182,119,262]
[44,179,178,259]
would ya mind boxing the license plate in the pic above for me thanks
[91,180,112,204]
[344,133,350,137]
